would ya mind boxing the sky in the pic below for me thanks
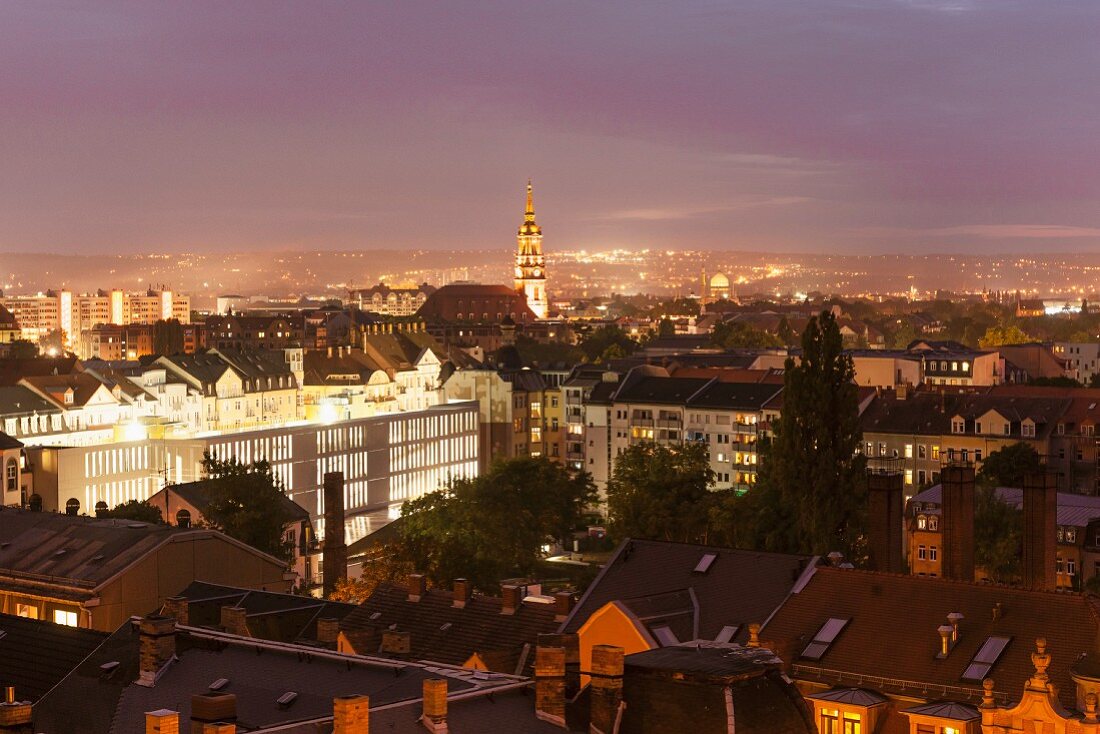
[2,0,1100,255]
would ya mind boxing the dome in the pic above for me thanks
[710,272,731,289]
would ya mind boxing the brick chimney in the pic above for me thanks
[333,694,370,734]
[316,617,339,649]
[535,645,566,725]
[500,584,523,615]
[0,688,31,732]
[144,710,179,734]
[190,692,237,734]
[553,591,575,622]
[163,596,189,626]
[538,633,581,698]
[407,574,427,602]
[940,465,976,582]
[590,645,624,734]
[452,578,471,608]
[137,616,177,687]
[322,471,348,598]
[866,470,904,573]
[421,679,448,733]
[1022,471,1058,591]
[219,606,250,637]
[200,725,235,734]
[380,629,411,655]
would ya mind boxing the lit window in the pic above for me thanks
[917,515,927,530]
[905,469,913,485]
[904,444,913,459]
[53,609,78,627]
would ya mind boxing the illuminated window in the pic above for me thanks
[842,713,861,734]
[905,469,913,485]
[820,709,839,734]
[904,444,913,459]
[53,609,78,627]
[16,603,37,619]
[917,515,927,530]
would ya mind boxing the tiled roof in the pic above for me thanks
[561,539,816,646]
[340,581,560,673]
[0,612,106,702]
[21,373,115,409]
[0,357,81,386]
[761,566,1100,709]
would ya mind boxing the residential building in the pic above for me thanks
[1055,341,1100,385]
[0,509,289,632]
[349,282,436,316]
[338,576,562,673]
[205,313,302,351]
[562,365,619,473]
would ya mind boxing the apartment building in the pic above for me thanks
[0,288,190,346]
[1055,341,1100,385]
[349,282,436,316]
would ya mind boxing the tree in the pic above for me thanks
[976,442,1043,488]
[777,316,796,346]
[974,485,1021,584]
[978,324,1031,348]
[328,546,413,603]
[730,311,866,556]
[710,321,782,349]
[397,457,597,590]
[605,442,719,544]
[200,453,296,562]
[1028,376,1081,388]
[106,500,163,524]
[890,322,919,350]
[580,325,638,363]
[152,319,186,355]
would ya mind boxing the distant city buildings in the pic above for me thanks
[0,288,189,347]
[349,282,436,316]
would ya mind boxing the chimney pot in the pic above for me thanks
[333,694,370,734]
[422,679,448,732]
[500,584,523,615]
[191,692,237,731]
[163,596,189,626]
[747,623,761,648]
[553,591,574,621]
[316,617,340,647]
[144,709,179,734]
[452,579,471,609]
[408,574,427,602]
[947,612,964,642]
[219,606,249,637]
[937,624,954,657]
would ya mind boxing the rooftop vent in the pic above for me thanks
[369,612,382,621]
[99,661,119,674]
[276,691,298,708]
[209,678,229,691]
[52,549,67,557]
[694,553,718,575]
[439,622,452,632]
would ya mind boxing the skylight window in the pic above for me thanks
[694,553,718,574]
[801,618,850,661]
[276,691,298,707]
[715,625,740,643]
[961,636,1011,681]
[651,625,680,646]
[209,678,229,691]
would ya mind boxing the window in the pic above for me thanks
[1068,558,1077,576]
[694,553,718,574]
[53,609,78,627]
[651,626,679,646]
[928,516,939,531]
[904,444,913,459]
[932,445,940,460]
[905,469,913,485]
[961,636,1011,681]
[843,713,862,734]
[15,603,37,619]
[714,625,739,643]
[975,422,982,434]
[929,546,938,561]
[4,458,16,492]
[917,515,927,530]
[801,618,849,660]
[918,545,927,560]
[952,420,965,434]
[820,709,839,734]
[918,445,927,459]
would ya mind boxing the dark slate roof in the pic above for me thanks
[0,509,186,597]
[806,687,888,705]
[689,381,783,410]
[0,386,62,417]
[340,582,560,673]
[34,617,525,734]
[171,581,356,643]
[612,376,711,404]
[561,539,817,646]
[0,432,22,450]
[902,700,981,721]
[761,566,1100,709]
[162,479,311,523]
[0,612,106,702]
[0,357,81,386]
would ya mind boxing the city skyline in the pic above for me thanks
[5,1,1100,256]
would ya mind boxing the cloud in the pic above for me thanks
[595,197,812,222]
[859,224,1100,239]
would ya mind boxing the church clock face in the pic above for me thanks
[514,267,523,278]
[533,268,541,277]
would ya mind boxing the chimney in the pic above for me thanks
[534,646,566,725]
[940,465,976,582]
[0,690,31,732]
[380,629,411,655]
[747,623,761,648]
[322,471,348,598]
[407,574,427,602]
[1022,471,1058,591]
[553,591,575,622]
[219,606,249,637]
[590,645,624,734]
[867,471,905,573]
[163,596,189,626]
[826,551,844,566]
[144,710,179,734]
[316,617,340,649]
[333,694,370,734]
[190,693,237,734]
[452,579,471,608]
[201,725,235,734]
[936,624,954,657]
[421,679,448,733]
[538,633,580,698]
[138,616,177,686]
[947,612,964,643]
[992,602,1004,621]
[500,584,523,615]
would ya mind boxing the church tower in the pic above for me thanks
[514,180,548,319]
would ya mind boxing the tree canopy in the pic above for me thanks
[605,441,720,544]
[200,453,297,562]
[106,499,163,524]
[978,324,1031,348]
[579,325,639,363]
[975,442,1043,488]
[728,311,866,556]
[396,457,597,590]
[710,321,781,350]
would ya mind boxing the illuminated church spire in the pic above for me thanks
[515,180,548,318]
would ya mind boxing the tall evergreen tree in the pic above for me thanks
[731,311,866,555]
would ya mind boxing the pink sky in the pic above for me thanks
[2,1,1100,255]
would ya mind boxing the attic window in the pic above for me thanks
[209,678,229,691]
[715,625,740,644]
[276,691,298,708]
[694,553,718,575]
[651,626,679,646]
[961,636,1011,682]
[369,612,382,621]
[439,622,453,632]
[801,618,850,661]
